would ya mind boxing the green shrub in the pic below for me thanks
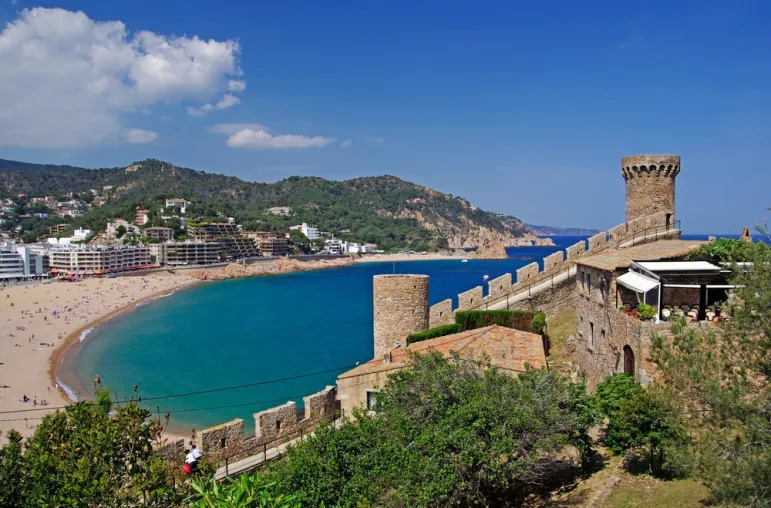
[637,303,657,321]
[455,309,536,332]
[593,373,643,420]
[685,237,760,262]
[407,324,461,344]
[264,353,595,506]
[407,310,546,345]
[531,312,547,334]
[604,389,690,476]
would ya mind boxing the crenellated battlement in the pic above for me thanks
[621,154,680,180]
[427,211,682,328]
[157,385,337,464]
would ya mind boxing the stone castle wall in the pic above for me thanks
[373,275,429,358]
[157,385,338,464]
[622,154,680,224]
[422,211,681,336]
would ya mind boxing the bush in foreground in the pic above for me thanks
[259,352,595,507]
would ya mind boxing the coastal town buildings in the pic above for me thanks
[106,219,138,238]
[48,224,71,236]
[290,223,319,240]
[150,241,222,266]
[188,222,240,239]
[48,245,152,275]
[165,198,190,212]
[134,208,150,227]
[0,241,47,280]
[324,238,342,255]
[145,226,174,241]
[260,236,288,257]
[342,241,372,254]
[266,206,292,216]
[187,222,259,259]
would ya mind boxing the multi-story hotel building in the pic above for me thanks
[260,237,289,257]
[49,246,152,275]
[0,241,48,280]
[145,226,174,241]
[149,241,223,266]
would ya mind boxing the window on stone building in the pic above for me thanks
[220,437,226,449]
[276,420,281,433]
[587,273,592,292]
[589,322,594,347]
[580,270,585,287]
[366,389,379,411]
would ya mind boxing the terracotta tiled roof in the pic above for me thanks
[338,325,546,379]
[576,239,707,272]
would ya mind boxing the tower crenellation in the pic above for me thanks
[621,154,680,224]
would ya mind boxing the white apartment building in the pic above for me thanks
[0,241,47,280]
[165,198,190,213]
[290,223,320,240]
[342,241,372,254]
[49,246,152,275]
[324,238,343,255]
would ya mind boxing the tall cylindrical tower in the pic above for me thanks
[372,274,429,359]
[621,154,680,223]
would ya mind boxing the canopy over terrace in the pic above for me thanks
[625,260,735,321]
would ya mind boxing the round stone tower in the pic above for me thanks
[621,154,680,224]
[372,274,429,359]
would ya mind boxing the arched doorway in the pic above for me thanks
[623,345,635,377]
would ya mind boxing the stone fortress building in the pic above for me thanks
[355,154,725,393]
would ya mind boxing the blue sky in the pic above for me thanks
[0,1,769,233]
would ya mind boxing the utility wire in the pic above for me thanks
[0,325,526,418]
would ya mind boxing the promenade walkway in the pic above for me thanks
[486,265,578,311]
[214,419,341,481]
[214,437,301,481]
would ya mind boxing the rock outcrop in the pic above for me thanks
[190,257,355,281]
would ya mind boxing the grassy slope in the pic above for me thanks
[601,477,709,507]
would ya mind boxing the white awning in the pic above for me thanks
[617,271,660,293]
[637,261,721,272]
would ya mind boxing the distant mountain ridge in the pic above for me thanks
[0,158,544,250]
[0,159,86,173]
[527,224,600,236]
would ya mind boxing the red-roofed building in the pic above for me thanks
[336,325,547,416]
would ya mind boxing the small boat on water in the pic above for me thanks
[483,274,489,281]
[461,259,469,263]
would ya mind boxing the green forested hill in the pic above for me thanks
[0,158,533,250]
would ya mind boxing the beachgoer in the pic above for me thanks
[22,394,29,402]
[191,444,202,462]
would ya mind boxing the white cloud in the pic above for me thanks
[210,122,268,134]
[125,128,158,144]
[225,128,337,149]
[187,93,241,116]
[339,139,353,148]
[0,7,243,148]
[364,136,384,143]
[228,80,246,92]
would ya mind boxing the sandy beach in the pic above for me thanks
[0,273,197,442]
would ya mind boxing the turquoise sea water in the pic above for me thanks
[59,234,720,434]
